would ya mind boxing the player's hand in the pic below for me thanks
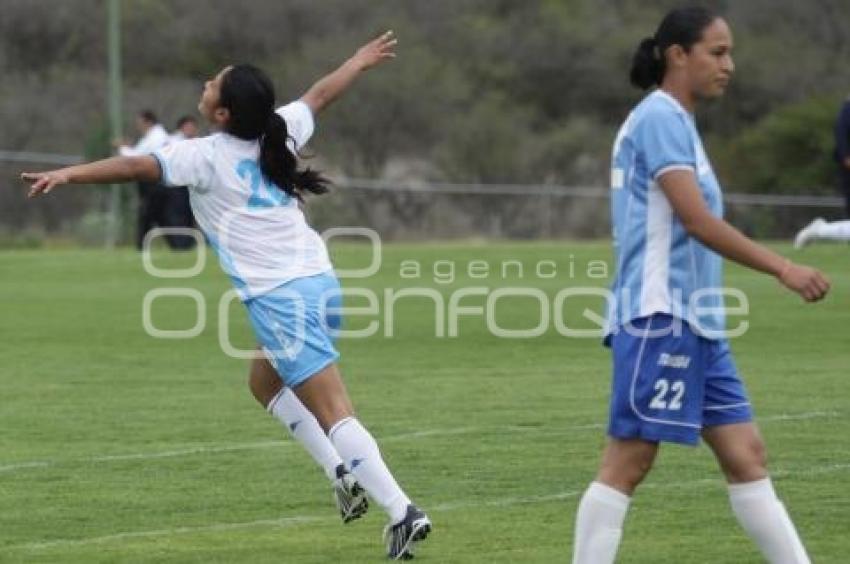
[352,31,397,71]
[778,261,830,302]
[20,170,69,198]
[843,156,850,171]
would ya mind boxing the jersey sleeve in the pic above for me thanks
[638,110,697,180]
[152,138,211,189]
[275,100,315,151]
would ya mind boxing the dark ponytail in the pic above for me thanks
[220,64,328,199]
[260,112,328,199]
[629,6,719,90]
[630,37,662,90]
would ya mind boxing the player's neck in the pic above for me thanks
[659,77,696,114]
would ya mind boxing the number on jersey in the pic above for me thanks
[237,159,291,208]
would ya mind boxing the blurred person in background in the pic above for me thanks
[170,115,199,142]
[791,96,850,248]
[793,217,850,247]
[834,95,850,218]
[164,115,200,249]
[117,110,170,249]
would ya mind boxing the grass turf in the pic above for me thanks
[0,241,847,563]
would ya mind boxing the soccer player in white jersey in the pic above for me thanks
[22,32,431,560]
[571,7,830,564]
[794,217,850,248]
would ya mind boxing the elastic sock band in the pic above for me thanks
[328,416,354,441]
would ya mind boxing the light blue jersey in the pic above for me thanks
[606,90,725,341]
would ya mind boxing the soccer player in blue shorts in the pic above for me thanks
[22,32,431,560]
[571,8,830,564]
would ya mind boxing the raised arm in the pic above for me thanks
[300,31,397,116]
[658,170,830,302]
[21,156,160,198]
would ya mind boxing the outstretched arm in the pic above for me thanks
[21,155,161,198]
[300,31,397,115]
[658,170,830,302]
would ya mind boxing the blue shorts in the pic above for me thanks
[244,273,343,388]
[607,314,752,445]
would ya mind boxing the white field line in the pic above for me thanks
[0,428,485,474]
[0,462,50,473]
[11,516,323,551]
[90,440,292,462]
[9,458,850,553]
[0,411,840,475]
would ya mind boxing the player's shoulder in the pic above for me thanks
[161,134,220,170]
[635,90,687,122]
[630,91,692,140]
[187,133,221,153]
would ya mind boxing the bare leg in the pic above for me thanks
[596,438,659,495]
[572,438,658,564]
[702,422,766,483]
[294,362,414,525]
[704,423,810,564]
[291,362,354,431]
[250,352,344,481]
[248,352,283,408]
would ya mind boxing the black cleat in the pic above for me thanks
[332,465,369,524]
[383,504,432,560]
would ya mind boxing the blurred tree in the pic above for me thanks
[3,0,850,241]
[711,95,844,195]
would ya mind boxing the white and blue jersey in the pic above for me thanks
[606,90,725,340]
[153,101,340,386]
[604,91,752,445]
[153,101,333,301]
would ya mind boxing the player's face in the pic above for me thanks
[686,18,735,100]
[198,67,231,126]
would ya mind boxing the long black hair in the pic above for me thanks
[219,64,328,199]
[630,6,719,90]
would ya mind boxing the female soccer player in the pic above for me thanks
[571,8,829,564]
[22,32,431,560]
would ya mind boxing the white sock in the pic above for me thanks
[329,417,411,523]
[816,220,850,241]
[728,478,811,564]
[572,481,630,564]
[268,388,343,481]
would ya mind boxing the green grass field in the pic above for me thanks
[1,241,848,563]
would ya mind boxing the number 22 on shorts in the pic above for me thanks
[649,378,685,411]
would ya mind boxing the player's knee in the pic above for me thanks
[599,451,655,493]
[744,436,768,477]
[248,378,269,407]
[725,436,768,483]
[628,453,656,487]
[312,399,355,432]
[248,364,282,408]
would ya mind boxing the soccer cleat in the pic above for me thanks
[333,465,369,524]
[794,217,826,249]
[383,504,432,560]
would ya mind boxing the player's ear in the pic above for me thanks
[213,107,230,126]
[667,44,688,68]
